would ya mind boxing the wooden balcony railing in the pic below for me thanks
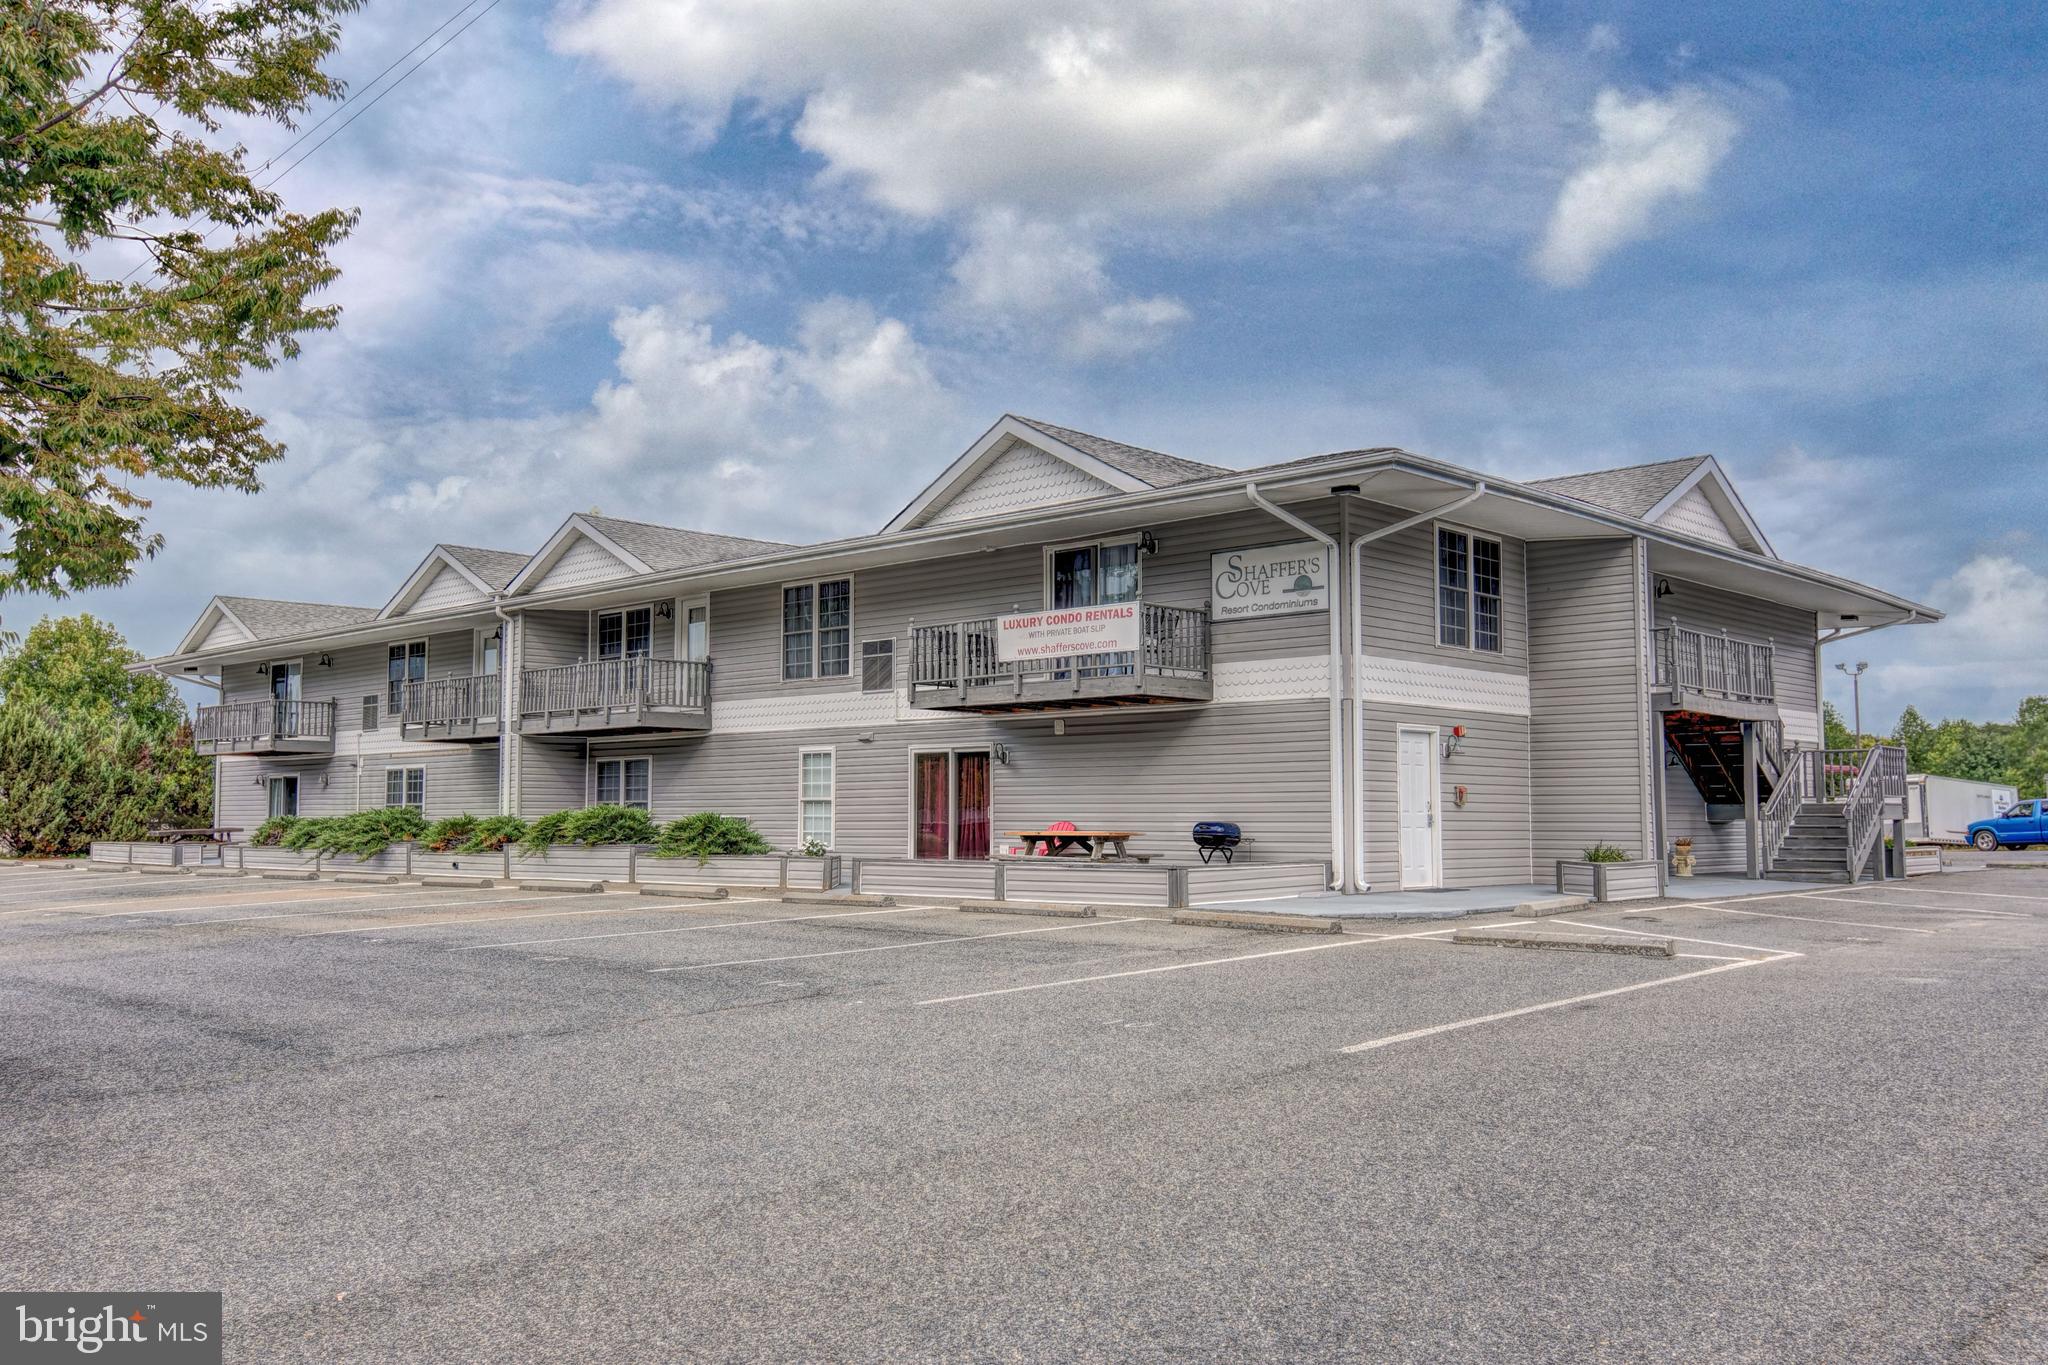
[1655,624,1776,704]
[909,602,1211,706]
[517,657,710,720]
[400,674,501,736]
[193,698,336,753]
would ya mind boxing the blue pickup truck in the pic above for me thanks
[1968,799,2045,850]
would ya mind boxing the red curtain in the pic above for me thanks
[914,754,949,859]
[955,754,991,860]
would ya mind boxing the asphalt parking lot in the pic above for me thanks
[3,866,2045,1362]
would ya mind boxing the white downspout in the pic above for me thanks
[1340,482,1485,893]
[493,598,517,817]
[1246,483,1346,891]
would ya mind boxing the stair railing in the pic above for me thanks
[1841,745,1906,882]
[1761,758,1804,870]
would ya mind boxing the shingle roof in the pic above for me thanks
[440,544,530,590]
[218,596,380,639]
[1012,416,1229,488]
[1527,456,1710,518]
[581,515,795,571]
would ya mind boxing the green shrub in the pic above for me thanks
[654,812,773,864]
[422,814,478,853]
[460,815,527,852]
[282,807,428,858]
[517,804,657,853]
[1582,843,1630,863]
[0,701,212,857]
[251,815,300,847]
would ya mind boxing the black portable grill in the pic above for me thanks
[1192,821,1243,865]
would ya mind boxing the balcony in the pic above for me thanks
[1655,623,1776,719]
[399,674,502,742]
[515,657,711,737]
[910,603,1212,714]
[193,698,336,757]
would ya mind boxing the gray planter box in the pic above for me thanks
[637,853,841,890]
[510,844,645,883]
[322,845,413,875]
[411,849,509,880]
[241,845,323,872]
[1556,858,1660,903]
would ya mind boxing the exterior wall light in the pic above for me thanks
[1441,724,1467,760]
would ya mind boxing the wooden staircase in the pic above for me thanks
[1762,746,1907,885]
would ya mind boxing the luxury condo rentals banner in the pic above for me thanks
[1210,540,1330,619]
[996,604,1142,661]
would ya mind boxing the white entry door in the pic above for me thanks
[1396,727,1440,889]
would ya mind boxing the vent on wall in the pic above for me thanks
[861,639,894,693]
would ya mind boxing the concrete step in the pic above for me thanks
[1173,909,1341,934]
[1773,856,1853,873]
[1766,869,1851,884]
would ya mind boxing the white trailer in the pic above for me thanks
[1906,773,2021,844]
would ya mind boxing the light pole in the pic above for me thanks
[1836,660,1869,742]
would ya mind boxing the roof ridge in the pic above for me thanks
[580,512,794,546]
[1531,454,1711,483]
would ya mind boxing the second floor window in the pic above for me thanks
[388,641,426,710]
[783,579,851,680]
[597,607,652,660]
[1437,528,1503,653]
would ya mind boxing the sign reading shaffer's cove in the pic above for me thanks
[997,604,1141,661]
[1211,540,1330,619]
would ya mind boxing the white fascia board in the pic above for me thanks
[377,546,495,619]
[502,514,654,597]
[172,596,252,655]
[1643,456,1776,559]
[882,415,1151,533]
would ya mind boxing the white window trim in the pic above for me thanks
[1041,534,1143,608]
[681,596,710,662]
[473,625,503,676]
[588,602,660,661]
[905,746,993,860]
[589,752,653,810]
[798,746,836,849]
[383,764,426,810]
[779,576,855,683]
[1433,522,1505,655]
[386,639,428,710]
[264,657,304,700]
[267,774,299,818]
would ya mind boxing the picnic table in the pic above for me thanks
[1005,830,1147,863]
[148,827,242,845]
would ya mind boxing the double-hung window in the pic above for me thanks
[594,756,651,810]
[385,766,425,810]
[800,750,835,847]
[782,579,851,680]
[387,641,427,712]
[596,607,653,660]
[1437,528,1503,653]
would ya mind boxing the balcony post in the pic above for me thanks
[955,621,967,704]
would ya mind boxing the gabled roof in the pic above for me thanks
[1528,456,1711,517]
[1009,416,1228,489]
[886,414,1230,532]
[505,513,795,596]
[175,594,379,655]
[1529,454,1774,556]
[442,544,529,589]
[378,543,530,619]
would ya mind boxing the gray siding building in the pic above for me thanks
[146,417,1937,896]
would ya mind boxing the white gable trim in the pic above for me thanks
[883,415,1152,533]
[1643,457,1774,558]
[174,597,254,656]
[378,546,497,619]
[504,514,652,597]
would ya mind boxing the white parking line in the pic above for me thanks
[1547,917,1799,959]
[171,893,576,926]
[61,889,385,918]
[1701,904,1938,934]
[918,926,1458,1006]
[1866,885,2048,905]
[1338,956,1791,1054]
[1799,893,2029,919]
[446,903,915,950]
[294,898,767,938]
[648,916,1146,973]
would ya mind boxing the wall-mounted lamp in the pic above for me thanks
[655,602,675,621]
[856,732,875,744]
[255,662,270,676]
[1441,724,1467,761]
[317,653,333,668]
[1839,614,1860,623]
[252,777,265,788]
[1666,741,1683,768]
[1053,719,1067,736]
[992,743,1010,765]
[319,773,329,789]
[1138,530,1160,557]
[1655,578,1674,600]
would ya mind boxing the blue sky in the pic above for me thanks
[13,0,2045,731]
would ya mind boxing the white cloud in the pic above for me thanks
[947,212,1189,359]
[1530,87,1739,287]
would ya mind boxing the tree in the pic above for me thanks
[2,1,362,598]
[0,612,210,853]
[1822,700,1858,751]
[0,610,184,737]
